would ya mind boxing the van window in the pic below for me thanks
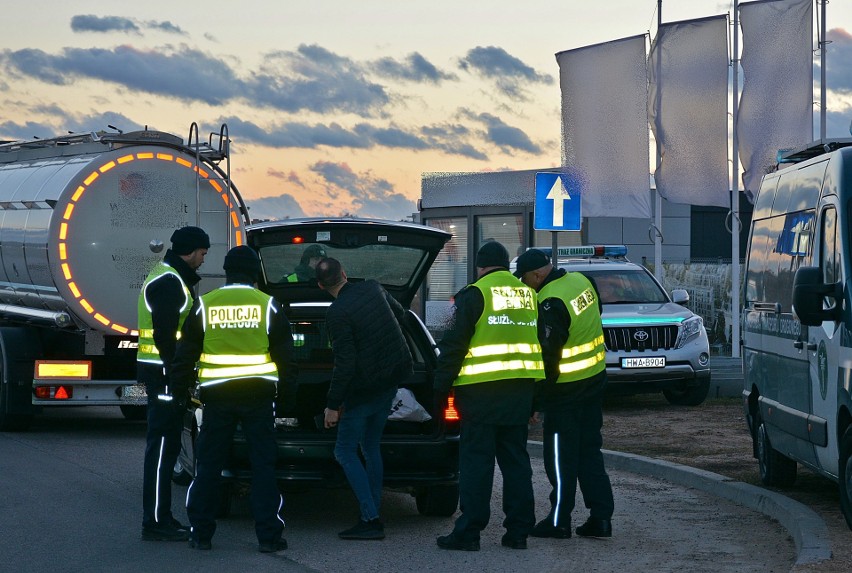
[771,171,797,217]
[789,161,828,212]
[821,207,839,285]
[745,218,772,303]
[753,175,778,220]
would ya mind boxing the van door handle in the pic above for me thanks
[793,341,817,351]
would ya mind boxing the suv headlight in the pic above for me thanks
[675,315,704,349]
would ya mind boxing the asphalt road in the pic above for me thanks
[0,406,795,573]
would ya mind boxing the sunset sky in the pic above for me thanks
[2,1,851,221]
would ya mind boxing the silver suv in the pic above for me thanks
[516,246,711,406]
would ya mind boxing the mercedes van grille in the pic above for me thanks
[603,325,678,352]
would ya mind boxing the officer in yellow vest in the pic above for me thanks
[171,246,296,553]
[434,241,544,552]
[515,249,614,540]
[138,225,209,542]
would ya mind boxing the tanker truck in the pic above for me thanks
[0,124,249,430]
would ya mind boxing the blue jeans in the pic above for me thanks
[334,387,396,521]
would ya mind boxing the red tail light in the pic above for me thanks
[444,395,460,422]
[34,385,73,400]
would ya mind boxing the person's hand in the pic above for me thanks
[529,411,542,426]
[324,408,339,429]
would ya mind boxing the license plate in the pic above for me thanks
[122,383,147,399]
[621,357,666,368]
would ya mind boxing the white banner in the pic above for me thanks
[556,35,651,218]
[649,15,729,207]
[738,0,813,201]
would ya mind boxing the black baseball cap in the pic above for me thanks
[513,249,551,278]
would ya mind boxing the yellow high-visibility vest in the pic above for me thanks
[538,272,606,383]
[137,262,192,365]
[454,271,544,386]
[196,284,279,389]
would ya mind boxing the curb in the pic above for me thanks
[527,441,832,566]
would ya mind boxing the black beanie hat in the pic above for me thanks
[223,246,262,280]
[475,241,510,269]
[170,226,210,256]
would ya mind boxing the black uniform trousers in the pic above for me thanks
[186,399,284,545]
[452,421,535,541]
[141,367,184,528]
[541,398,614,526]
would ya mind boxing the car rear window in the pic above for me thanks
[579,268,668,304]
[259,243,430,286]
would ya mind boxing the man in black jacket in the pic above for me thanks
[317,257,413,540]
[138,225,209,542]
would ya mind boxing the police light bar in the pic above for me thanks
[555,245,628,258]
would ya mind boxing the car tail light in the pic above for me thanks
[444,395,460,422]
[34,385,73,400]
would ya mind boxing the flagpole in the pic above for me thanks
[654,0,663,282]
[731,2,741,358]
[820,0,827,141]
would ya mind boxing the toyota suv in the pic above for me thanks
[514,246,711,406]
[174,218,460,516]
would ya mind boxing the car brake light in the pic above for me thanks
[444,395,460,422]
[34,385,73,400]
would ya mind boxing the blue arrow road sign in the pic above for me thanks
[534,173,581,231]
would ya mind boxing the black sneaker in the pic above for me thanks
[500,534,527,549]
[575,517,612,538]
[142,522,190,542]
[258,539,288,553]
[436,532,480,551]
[531,518,572,539]
[338,519,385,540]
[188,538,212,550]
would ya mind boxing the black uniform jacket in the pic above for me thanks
[325,280,412,410]
[433,269,535,425]
[169,278,298,410]
[535,268,607,412]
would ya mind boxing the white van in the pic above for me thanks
[742,139,852,529]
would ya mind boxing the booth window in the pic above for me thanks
[476,214,524,263]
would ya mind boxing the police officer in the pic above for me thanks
[138,225,209,542]
[171,246,296,552]
[284,244,327,283]
[515,248,614,539]
[434,241,544,551]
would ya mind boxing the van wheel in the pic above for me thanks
[120,405,147,420]
[415,484,459,516]
[663,380,710,406]
[756,412,797,487]
[838,428,852,530]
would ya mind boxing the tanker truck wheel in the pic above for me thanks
[120,405,147,420]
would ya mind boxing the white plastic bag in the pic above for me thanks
[388,388,432,422]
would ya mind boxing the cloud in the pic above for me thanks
[70,15,187,36]
[0,110,144,140]
[459,46,554,100]
[371,52,457,83]
[268,168,305,188]
[462,110,541,154]
[245,194,307,221]
[71,15,140,34]
[311,161,415,220]
[826,28,852,93]
[2,46,241,104]
[247,44,390,116]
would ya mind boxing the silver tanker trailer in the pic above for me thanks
[0,124,249,430]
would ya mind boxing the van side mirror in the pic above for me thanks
[671,289,689,304]
[792,266,842,326]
